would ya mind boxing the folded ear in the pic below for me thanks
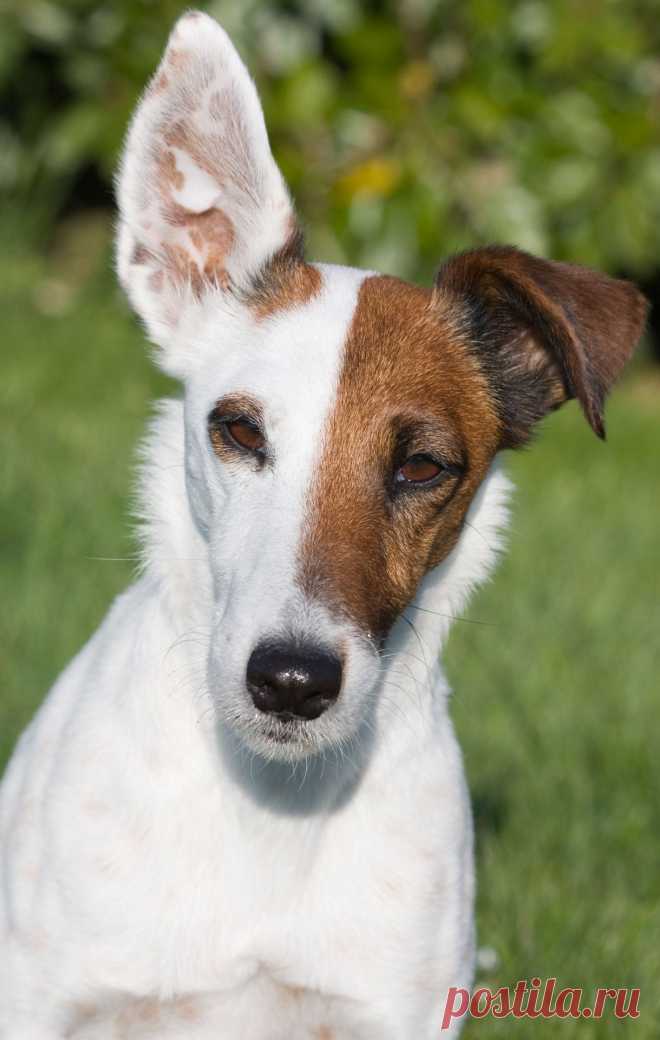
[435,246,648,446]
[116,11,297,366]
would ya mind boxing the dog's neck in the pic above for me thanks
[135,399,510,806]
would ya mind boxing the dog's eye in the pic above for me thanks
[209,411,266,459]
[224,417,265,454]
[394,453,445,487]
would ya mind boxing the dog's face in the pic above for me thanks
[178,267,502,759]
[117,12,646,760]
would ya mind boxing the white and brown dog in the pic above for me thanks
[0,12,647,1040]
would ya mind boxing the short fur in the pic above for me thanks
[0,12,646,1040]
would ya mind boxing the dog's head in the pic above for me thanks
[117,12,647,761]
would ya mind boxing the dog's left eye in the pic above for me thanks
[394,453,445,487]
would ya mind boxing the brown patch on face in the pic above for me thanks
[317,1027,334,1040]
[247,228,322,319]
[298,275,501,639]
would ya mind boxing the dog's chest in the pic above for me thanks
[2,662,472,1035]
[45,761,445,998]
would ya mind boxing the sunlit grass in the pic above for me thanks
[446,369,660,1036]
[1,255,658,1036]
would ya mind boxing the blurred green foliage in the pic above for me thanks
[1,0,660,282]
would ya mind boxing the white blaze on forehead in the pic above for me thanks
[193,263,372,642]
[197,263,381,758]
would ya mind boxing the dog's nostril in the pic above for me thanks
[246,643,342,721]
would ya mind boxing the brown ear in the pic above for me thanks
[435,246,648,447]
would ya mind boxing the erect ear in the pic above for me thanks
[435,246,648,447]
[116,11,298,370]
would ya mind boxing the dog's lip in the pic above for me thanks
[259,715,308,743]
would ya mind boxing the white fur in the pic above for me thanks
[0,13,512,1040]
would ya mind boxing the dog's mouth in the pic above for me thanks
[261,715,307,743]
[225,706,326,762]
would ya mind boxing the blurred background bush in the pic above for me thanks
[2,0,660,316]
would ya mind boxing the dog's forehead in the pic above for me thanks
[193,263,368,419]
[193,262,491,448]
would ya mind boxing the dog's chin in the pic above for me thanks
[225,708,347,764]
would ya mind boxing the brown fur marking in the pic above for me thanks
[149,117,240,295]
[166,48,191,71]
[247,230,322,319]
[148,269,164,293]
[149,70,169,95]
[119,998,160,1027]
[436,246,648,444]
[279,983,306,1002]
[298,275,500,639]
[174,996,200,1021]
[130,243,154,266]
[141,54,303,306]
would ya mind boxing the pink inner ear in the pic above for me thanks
[156,125,236,294]
[129,45,262,301]
[118,11,298,335]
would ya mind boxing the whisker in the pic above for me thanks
[399,614,433,675]
[85,555,140,562]
[463,518,497,552]
[405,604,496,627]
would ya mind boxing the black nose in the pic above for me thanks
[246,643,342,721]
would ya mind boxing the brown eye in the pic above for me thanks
[209,408,266,460]
[395,453,444,486]
[224,417,265,455]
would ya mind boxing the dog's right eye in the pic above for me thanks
[209,411,266,460]
[224,417,265,454]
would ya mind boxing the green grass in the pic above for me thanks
[1,250,658,1036]
[447,369,660,1036]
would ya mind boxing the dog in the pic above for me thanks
[0,11,647,1039]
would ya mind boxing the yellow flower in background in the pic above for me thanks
[399,60,436,100]
[335,157,401,201]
